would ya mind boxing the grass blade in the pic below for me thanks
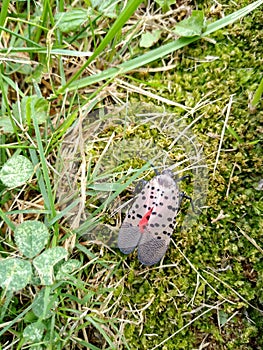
[59,0,143,92]
[61,0,263,92]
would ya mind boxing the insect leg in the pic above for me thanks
[180,192,196,213]
[176,174,191,183]
[175,175,198,213]
[134,179,148,195]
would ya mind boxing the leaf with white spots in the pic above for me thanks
[33,247,68,285]
[0,258,32,291]
[23,322,45,342]
[14,221,49,259]
[0,155,34,188]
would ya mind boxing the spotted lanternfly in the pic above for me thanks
[118,170,194,266]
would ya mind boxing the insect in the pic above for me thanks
[118,170,194,266]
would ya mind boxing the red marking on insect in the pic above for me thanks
[139,207,153,233]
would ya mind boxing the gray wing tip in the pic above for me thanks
[118,246,136,255]
[118,224,142,255]
[138,238,168,266]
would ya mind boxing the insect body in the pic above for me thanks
[118,170,191,266]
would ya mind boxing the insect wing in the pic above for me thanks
[118,178,158,254]
[138,171,181,265]
[117,222,142,254]
[137,227,170,265]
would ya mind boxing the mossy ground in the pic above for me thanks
[0,1,262,349]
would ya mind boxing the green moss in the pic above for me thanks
[113,7,263,348]
[2,1,262,349]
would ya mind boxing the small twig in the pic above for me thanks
[226,162,241,197]
[213,95,234,178]
[203,269,263,313]
[116,78,191,111]
[218,310,239,330]
[211,210,229,223]
[151,300,226,350]
[237,225,263,255]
